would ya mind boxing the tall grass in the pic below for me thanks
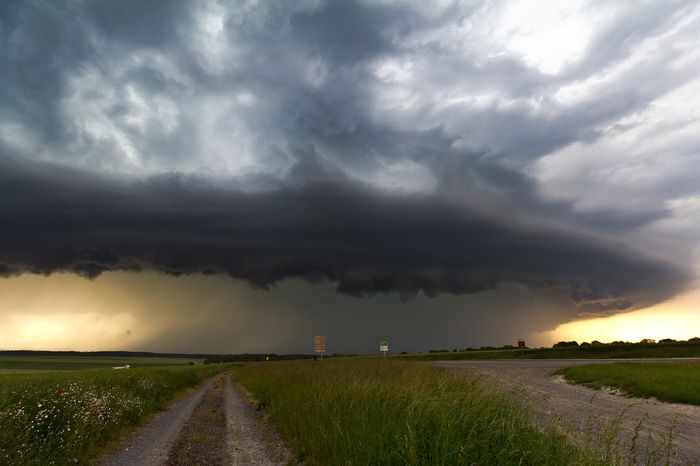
[556,362,700,406]
[0,365,224,465]
[236,358,606,465]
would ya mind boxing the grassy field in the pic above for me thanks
[398,340,700,360]
[0,364,225,465]
[0,355,204,373]
[556,362,700,406]
[235,358,623,465]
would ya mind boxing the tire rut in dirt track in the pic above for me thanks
[224,374,291,465]
[437,360,700,466]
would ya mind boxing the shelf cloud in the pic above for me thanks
[0,154,689,313]
[1,0,699,349]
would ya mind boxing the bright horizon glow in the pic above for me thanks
[3,312,138,351]
[0,272,698,352]
[540,288,700,345]
[0,273,160,351]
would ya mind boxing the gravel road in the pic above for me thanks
[98,373,291,466]
[166,376,228,465]
[437,359,700,465]
[98,377,216,466]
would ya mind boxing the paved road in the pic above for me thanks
[437,359,700,465]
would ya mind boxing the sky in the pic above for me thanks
[1,0,699,354]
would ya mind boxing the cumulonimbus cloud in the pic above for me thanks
[0,157,690,313]
[1,0,697,319]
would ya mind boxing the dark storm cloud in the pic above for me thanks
[3,0,696,177]
[0,155,690,313]
[1,0,698,317]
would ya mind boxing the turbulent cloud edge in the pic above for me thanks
[0,158,690,313]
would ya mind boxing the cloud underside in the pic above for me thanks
[0,159,688,313]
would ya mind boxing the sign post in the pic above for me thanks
[379,340,389,356]
[517,339,526,357]
[314,335,326,360]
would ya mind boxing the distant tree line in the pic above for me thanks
[551,336,699,348]
[203,353,357,364]
[204,354,314,364]
[424,337,700,354]
[428,344,526,353]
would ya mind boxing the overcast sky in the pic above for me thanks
[1,0,699,353]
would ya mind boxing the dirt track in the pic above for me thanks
[437,360,700,465]
[98,376,216,466]
[98,373,291,466]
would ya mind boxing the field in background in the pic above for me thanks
[0,354,204,373]
[0,364,225,465]
[4,340,697,371]
[399,340,700,361]
[556,362,700,406]
[235,358,625,465]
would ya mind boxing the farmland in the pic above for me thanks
[0,354,204,373]
[0,364,226,465]
[236,358,625,465]
[1,353,697,465]
[556,362,700,406]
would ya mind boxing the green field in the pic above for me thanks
[0,354,204,373]
[235,358,630,465]
[0,364,225,465]
[398,340,700,360]
[556,362,700,406]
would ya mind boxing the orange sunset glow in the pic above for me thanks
[543,289,700,345]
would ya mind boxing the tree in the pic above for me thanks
[553,341,579,348]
